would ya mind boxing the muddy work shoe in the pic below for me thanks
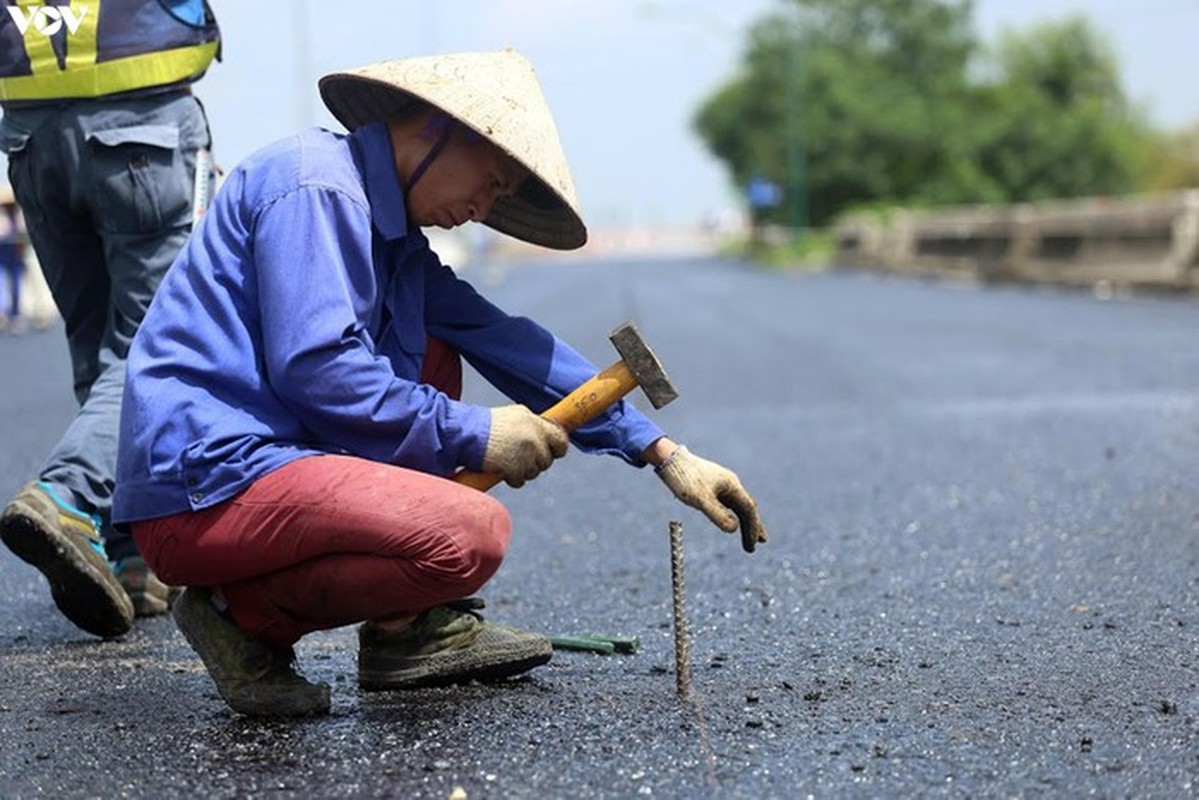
[358,599,553,691]
[0,482,134,638]
[172,587,330,717]
[113,555,180,617]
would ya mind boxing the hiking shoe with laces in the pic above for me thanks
[113,555,180,617]
[357,598,553,691]
[0,482,134,638]
[172,587,330,717]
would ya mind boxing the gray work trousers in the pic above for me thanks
[0,90,211,560]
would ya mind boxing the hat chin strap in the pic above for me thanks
[405,115,456,194]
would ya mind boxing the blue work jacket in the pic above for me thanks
[113,122,663,524]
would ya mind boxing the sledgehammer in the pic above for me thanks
[452,321,678,492]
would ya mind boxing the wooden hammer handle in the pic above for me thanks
[452,360,638,492]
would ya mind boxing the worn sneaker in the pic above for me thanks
[172,587,330,717]
[0,482,134,638]
[358,598,553,691]
[113,555,180,617]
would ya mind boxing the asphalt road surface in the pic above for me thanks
[1,256,1196,799]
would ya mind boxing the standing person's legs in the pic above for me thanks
[0,257,20,320]
[0,262,14,325]
[47,92,211,564]
[0,93,212,635]
[3,107,107,402]
[0,104,135,636]
[7,259,21,323]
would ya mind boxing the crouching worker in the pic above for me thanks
[113,50,768,717]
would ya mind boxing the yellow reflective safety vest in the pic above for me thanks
[0,0,220,103]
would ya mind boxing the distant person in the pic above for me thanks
[0,1,221,637]
[113,50,769,717]
[0,186,24,332]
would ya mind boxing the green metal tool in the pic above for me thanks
[550,634,640,655]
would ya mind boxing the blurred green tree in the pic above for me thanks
[694,0,979,227]
[974,16,1148,202]
[693,2,1154,227]
[1140,125,1199,192]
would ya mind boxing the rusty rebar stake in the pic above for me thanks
[669,519,692,701]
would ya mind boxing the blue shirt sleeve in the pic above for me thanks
[253,185,490,474]
[421,257,665,465]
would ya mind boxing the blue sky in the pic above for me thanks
[10,1,1199,232]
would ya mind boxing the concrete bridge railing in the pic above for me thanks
[834,189,1199,291]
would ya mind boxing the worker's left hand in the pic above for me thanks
[656,446,769,552]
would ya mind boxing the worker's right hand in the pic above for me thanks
[483,405,569,488]
[655,446,769,552]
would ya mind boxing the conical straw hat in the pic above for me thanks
[319,49,587,250]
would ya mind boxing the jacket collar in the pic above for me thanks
[353,121,409,241]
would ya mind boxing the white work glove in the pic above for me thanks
[483,405,569,488]
[656,446,769,552]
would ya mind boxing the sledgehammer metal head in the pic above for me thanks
[610,322,678,410]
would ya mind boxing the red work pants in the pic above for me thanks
[131,339,509,646]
